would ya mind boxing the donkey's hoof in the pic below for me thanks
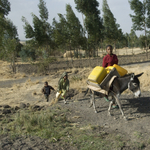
[95,110,98,113]
[123,116,128,121]
[64,101,67,104]
[108,113,112,116]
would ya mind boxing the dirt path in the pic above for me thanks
[0,62,150,149]
[63,91,150,139]
[0,91,150,150]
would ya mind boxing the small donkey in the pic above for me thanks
[85,72,144,120]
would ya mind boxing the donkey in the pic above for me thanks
[85,72,144,120]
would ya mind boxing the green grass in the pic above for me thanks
[0,108,149,149]
[4,109,70,141]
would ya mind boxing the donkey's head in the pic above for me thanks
[128,72,144,97]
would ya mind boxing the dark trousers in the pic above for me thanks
[44,94,49,102]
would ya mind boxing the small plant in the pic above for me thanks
[71,75,82,81]
[133,131,142,139]
[139,143,146,149]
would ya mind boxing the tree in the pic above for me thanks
[102,0,123,50]
[74,0,103,57]
[1,19,19,73]
[52,14,68,51]
[129,29,138,50]
[139,34,150,49]
[0,0,10,17]
[66,4,84,57]
[0,1,20,73]
[129,0,150,58]
[0,0,11,48]
[22,0,54,58]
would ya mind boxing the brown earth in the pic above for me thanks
[16,51,150,74]
[0,56,150,149]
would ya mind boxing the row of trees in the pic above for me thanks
[0,0,21,73]
[1,0,150,73]
[21,0,150,58]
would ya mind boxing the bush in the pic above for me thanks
[19,47,36,62]
[36,57,56,74]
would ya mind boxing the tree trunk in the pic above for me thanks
[114,41,116,54]
[144,23,148,59]
[11,52,16,73]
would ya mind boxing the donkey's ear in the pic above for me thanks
[135,72,144,78]
[130,73,134,81]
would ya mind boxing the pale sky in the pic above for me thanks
[7,0,144,41]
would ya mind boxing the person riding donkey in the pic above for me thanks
[55,72,69,104]
[102,45,119,108]
[42,81,55,102]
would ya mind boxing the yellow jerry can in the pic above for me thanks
[106,64,128,77]
[88,66,107,84]
[105,66,114,74]
[113,64,128,76]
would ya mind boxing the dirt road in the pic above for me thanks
[0,62,150,149]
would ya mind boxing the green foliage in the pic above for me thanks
[22,0,54,57]
[0,0,20,73]
[52,14,68,50]
[74,0,103,57]
[19,47,36,62]
[66,4,85,56]
[129,0,150,51]
[129,29,139,48]
[0,0,11,17]
[38,0,48,21]
[0,0,11,48]
[139,35,149,49]
[129,0,147,31]
[36,57,56,74]
[0,18,19,73]
[75,0,99,16]
[21,17,34,38]
[102,0,123,46]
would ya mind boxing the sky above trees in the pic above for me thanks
[8,0,143,40]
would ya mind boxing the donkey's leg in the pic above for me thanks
[114,95,127,120]
[89,90,93,108]
[108,101,113,116]
[92,91,97,113]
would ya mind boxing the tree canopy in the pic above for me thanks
[0,0,10,17]
[129,0,150,51]
[22,0,54,57]
[102,0,123,48]
[75,0,103,56]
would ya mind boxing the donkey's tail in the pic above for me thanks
[84,88,89,97]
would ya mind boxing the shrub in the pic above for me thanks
[19,47,36,62]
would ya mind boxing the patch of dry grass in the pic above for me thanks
[124,64,150,92]
[0,60,149,107]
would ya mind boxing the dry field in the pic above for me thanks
[0,59,149,107]
[67,47,149,58]
[0,58,150,149]
[114,47,146,55]
[58,47,149,60]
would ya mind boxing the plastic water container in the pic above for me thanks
[105,66,114,74]
[106,64,128,76]
[113,64,128,76]
[88,66,107,84]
